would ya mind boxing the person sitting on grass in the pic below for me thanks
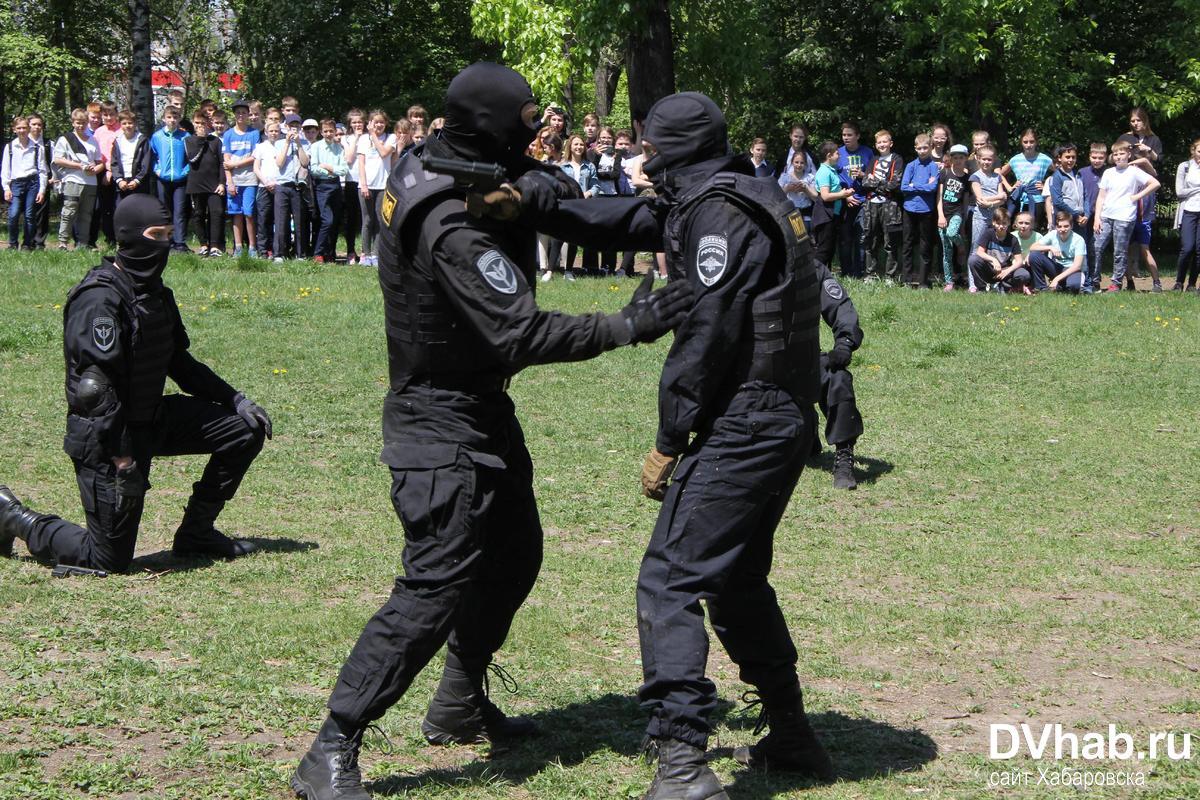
[1028,211,1086,292]
[968,207,1031,294]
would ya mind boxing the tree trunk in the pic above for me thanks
[129,0,154,134]
[593,50,622,119]
[626,0,674,134]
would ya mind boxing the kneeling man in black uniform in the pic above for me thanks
[0,194,272,572]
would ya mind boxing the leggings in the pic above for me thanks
[360,188,383,257]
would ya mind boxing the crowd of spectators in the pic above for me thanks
[4,96,1199,293]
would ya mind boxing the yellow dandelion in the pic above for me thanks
[1155,315,1162,322]
[209,293,216,299]
[200,305,208,312]
[1173,317,1180,321]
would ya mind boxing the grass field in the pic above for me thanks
[0,249,1197,799]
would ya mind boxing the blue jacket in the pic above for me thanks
[151,127,190,182]
[1049,168,1087,219]
[901,157,940,213]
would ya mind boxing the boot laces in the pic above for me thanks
[834,447,853,470]
[740,690,770,736]
[330,733,364,789]
[480,663,520,726]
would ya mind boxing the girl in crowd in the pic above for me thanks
[1174,138,1200,291]
[341,109,365,264]
[1003,128,1053,231]
[778,149,818,230]
[558,134,598,277]
[357,109,395,268]
[1118,107,1165,292]
[931,122,953,163]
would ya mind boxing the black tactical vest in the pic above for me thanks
[665,172,821,404]
[376,152,537,394]
[63,264,177,426]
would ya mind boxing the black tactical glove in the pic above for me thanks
[113,463,147,513]
[233,392,273,439]
[609,273,694,346]
[827,340,853,369]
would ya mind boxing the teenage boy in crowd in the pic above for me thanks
[1094,140,1159,292]
[185,111,225,257]
[969,207,1031,293]
[91,101,121,248]
[272,114,309,260]
[1047,144,1088,240]
[151,106,191,252]
[308,118,347,263]
[224,99,261,257]
[253,120,282,258]
[2,116,48,250]
[1028,211,1087,292]
[859,129,904,280]
[109,110,152,205]
[52,108,103,251]
[900,133,939,288]
[837,120,874,276]
[300,119,320,255]
[1079,143,1107,293]
[28,114,53,249]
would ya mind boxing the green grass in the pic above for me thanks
[0,250,1197,799]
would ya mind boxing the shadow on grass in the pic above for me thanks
[807,450,895,486]
[369,695,935,797]
[130,536,318,573]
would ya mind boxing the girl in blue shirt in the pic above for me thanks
[1003,128,1052,231]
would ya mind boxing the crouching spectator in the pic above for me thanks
[1028,211,1086,292]
[968,207,1031,293]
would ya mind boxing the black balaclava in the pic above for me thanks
[439,62,540,173]
[114,194,172,290]
[641,92,730,196]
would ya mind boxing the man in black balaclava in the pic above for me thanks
[0,194,273,573]
[289,63,692,800]
[483,91,837,798]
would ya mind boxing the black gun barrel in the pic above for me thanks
[420,155,507,185]
[52,564,109,578]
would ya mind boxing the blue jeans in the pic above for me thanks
[7,176,39,249]
[1093,218,1134,287]
[156,178,190,249]
[1028,250,1082,292]
[313,179,342,259]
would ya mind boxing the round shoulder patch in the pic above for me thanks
[475,250,519,295]
[696,234,728,287]
[823,278,844,301]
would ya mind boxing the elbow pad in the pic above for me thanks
[74,366,115,415]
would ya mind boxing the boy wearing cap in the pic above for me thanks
[937,144,971,290]
[224,99,261,257]
[300,119,320,256]
[273,114,310,259]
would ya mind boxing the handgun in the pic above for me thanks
[420,154,508,191]
[52,564,109,578]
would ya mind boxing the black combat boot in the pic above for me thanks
[832,444,857,490]
[291,716,371,800]
[733,685,835,782]
[0,485,45,558]
[642,738,729,800]
[421,653,538,745]
[172,497,256,558]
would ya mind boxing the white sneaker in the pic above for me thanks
[273,256,284,263]
[565,271,576,282]
[540,271,552,282]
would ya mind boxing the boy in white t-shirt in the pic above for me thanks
[252,121,281,257]
[1094,140,1159,292]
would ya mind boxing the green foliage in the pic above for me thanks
[230,0,495,117]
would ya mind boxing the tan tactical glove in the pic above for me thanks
[465,184,522,220]
[641,448,679,501]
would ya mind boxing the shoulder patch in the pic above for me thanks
[823,278,844,301]
[380,189,397,226]
[92,316,116,352]
[696,234,728,286]
[476,250,518,295]
[787,210,809,241]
